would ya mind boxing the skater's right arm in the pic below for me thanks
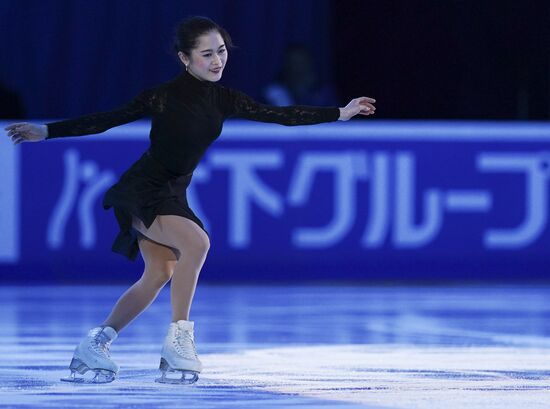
[4,122,48,144]
[45,88,156,139]
[4,88,155,144]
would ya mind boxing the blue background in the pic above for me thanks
[1,0,548,120]
[1,1,549,282]
[1,120,548,282]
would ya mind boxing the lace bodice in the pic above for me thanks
[45,70,340,174]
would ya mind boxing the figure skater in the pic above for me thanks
[4,15,376,385]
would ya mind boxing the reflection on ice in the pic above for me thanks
[1,284,549,408]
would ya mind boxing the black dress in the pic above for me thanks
[45,69,340,261]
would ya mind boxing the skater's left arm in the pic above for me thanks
[222,87,376,126]
[338,97,376,121]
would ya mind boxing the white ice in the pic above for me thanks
[1,284,549,408]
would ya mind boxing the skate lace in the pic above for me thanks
[90,329,112,357]
[172,328,198,360]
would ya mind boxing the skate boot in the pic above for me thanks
[155,319,202,384]
[60,326,119,384]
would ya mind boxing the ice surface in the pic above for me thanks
[1,284,549,408]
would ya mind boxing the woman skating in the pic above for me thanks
[4,16,376,384]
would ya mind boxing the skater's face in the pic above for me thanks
[178,31,227,82]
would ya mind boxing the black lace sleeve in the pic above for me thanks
[222,87,340,126]
[45,88,156,139]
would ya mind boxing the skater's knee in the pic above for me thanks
[188,234,210,255]
[155,215,210,257]
[142,273,171,289]
[137,233,178,284]
[142,261,175,287]
[172,231,210,259]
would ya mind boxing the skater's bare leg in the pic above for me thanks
[131,215,209,322]
[132,215,206,384]
[102,233,178,332]
[169,218,209,321]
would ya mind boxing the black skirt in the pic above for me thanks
[102,149,208,261]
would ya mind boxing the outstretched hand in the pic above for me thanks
[338,97,376,121]
[4,123,48,145]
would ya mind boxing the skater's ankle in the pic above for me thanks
[99,323,119,333]
[172,318,191,323]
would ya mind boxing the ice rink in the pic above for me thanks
[1,284,549,408]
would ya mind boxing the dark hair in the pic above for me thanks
[173,16,236,63]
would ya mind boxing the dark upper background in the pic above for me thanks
[0,0,548,120]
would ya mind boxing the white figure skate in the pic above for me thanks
[155,320,202,384]
[60,326,119,384]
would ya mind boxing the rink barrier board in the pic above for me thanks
[0,120,548,281]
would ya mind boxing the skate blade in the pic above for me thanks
[155,370,199,385]
[60,358,116,384]
[155,358,199,384]
[60,369,116,384]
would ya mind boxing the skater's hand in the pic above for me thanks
[338,97,376,121]
[4,122,48,145]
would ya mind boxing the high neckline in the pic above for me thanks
[177,69,214,89]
